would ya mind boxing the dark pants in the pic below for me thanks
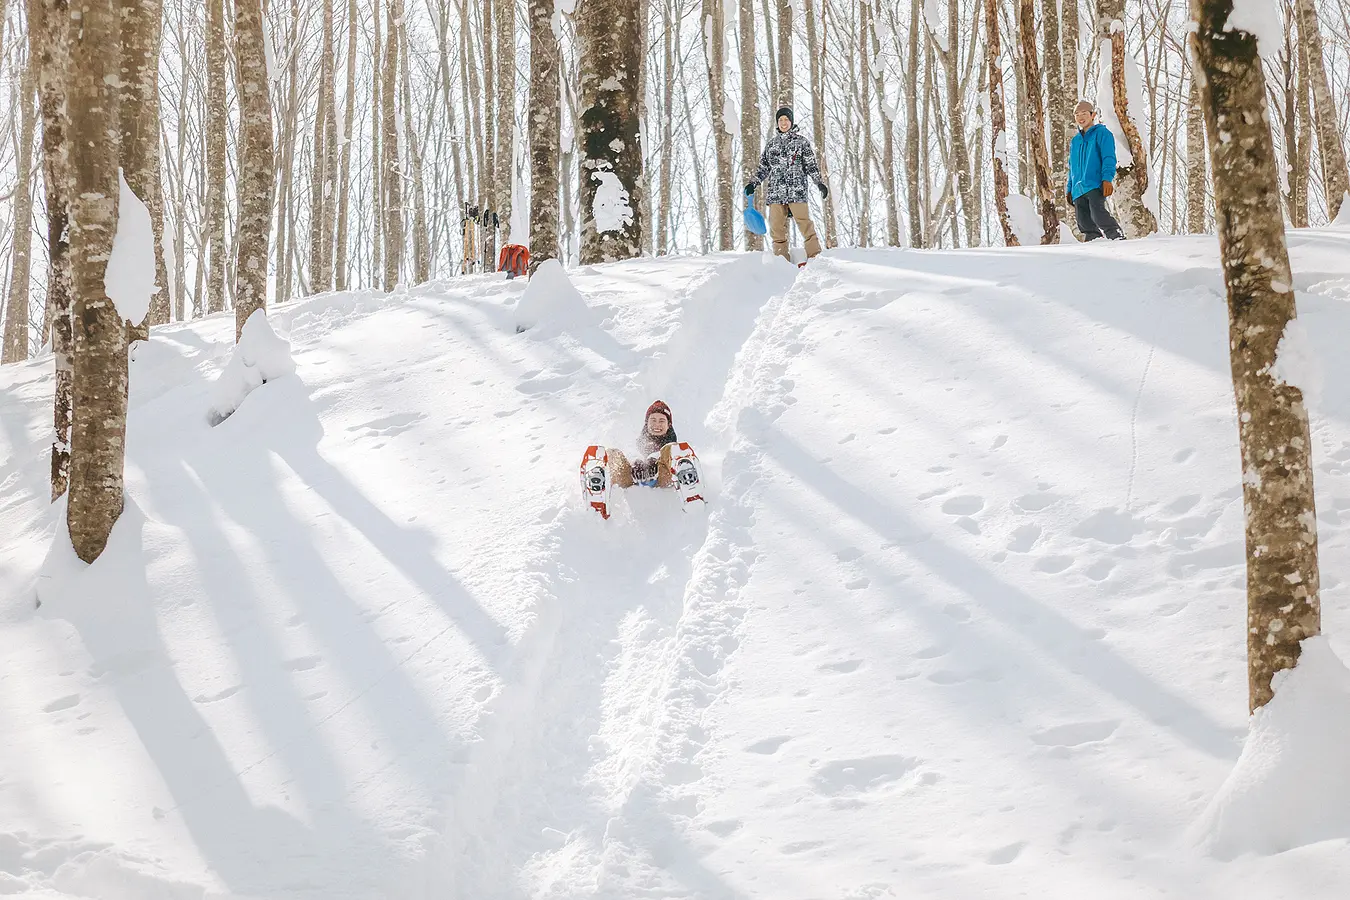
[1072,188,1125,241]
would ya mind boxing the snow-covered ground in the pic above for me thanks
[4,232,1350,898]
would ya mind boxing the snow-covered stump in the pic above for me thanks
[1193,637,1350,856]
[512,259,594,335]
[209,310,296,424]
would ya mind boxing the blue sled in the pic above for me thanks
[743,203,767,236]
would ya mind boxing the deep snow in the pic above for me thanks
[4,233,1350,898]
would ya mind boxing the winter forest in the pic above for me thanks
[4,0,1350,896]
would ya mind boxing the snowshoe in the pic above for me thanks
[580,445,611,519]
[668,442,706,509]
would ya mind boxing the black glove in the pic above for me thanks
[818,182,829,200]
[745,182,758,196]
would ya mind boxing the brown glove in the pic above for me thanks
[1102,181,1114,198]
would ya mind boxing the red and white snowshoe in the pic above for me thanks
[580,445,611,519]
[668,442,706,509]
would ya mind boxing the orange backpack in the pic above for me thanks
[498,244,529,279]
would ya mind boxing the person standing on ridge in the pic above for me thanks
[1067,100,1126,241]
[745,107,829,264]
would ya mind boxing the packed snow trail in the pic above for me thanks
[4,234,1350,898]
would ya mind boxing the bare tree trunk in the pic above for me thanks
[234,0,275,338]
[67,0,127,563]
[274,0,300,304]
[382,0,404,289]
[1294,0,1348,221]
[205,0,228,314]
[1019,0,1060,243]
[808,0,836,246]
[118,0,169,337]
[904,0,922,247]
[707,0,733,251]
[869,0,898,246]
[1185,58,1207,233]
[1044,0,1068,226]
[659,0,675,253]
[461,0,482,206]
[857,0,872,246]
[578,0,644,262]
[942,0,976,245]
[309,0,336,292]
[31,0,73,497]
[496,0,515,242]
[400,16,431,283]
[1062,0,1080,222]
[1097,0,1158,237]
[528,0,561,271]
[776,0,793,107]
[481,0,496,266]
[986,0,1017,246]
[335,0,358,290]
[3,43,35,363]
[761,0,777,108]
[736,0,760,251]
[1191,0,1320,712]
[371,0,383,286]
[1292,26,1311,228]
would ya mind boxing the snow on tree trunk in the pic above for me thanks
[234,0,275,340]
[578,0,644,263]
[1018,0,1060,244]
[739,0,762,252]
[205,0,228,315]
[31,0,74,498]
[943,0,976,246]
[495,0,515,245]
[67,0,128,563]
[381,0,403,290]
[1190,0,1321,712]
[119,0,169,333]
[706,0,733,252]
[527,0,560,272]
[1185,61,1207,233]
[986,0,1017,247]
[3,42,36,363]
[1096,0,1158,238]
[1293,0,1348,223]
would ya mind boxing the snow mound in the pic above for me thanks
[208,309,296,424]
[1225,0,1284,61]
[1192,637,1350,857]
[1006,194,1044,246]
[1270,315,1323,411]
[512,259,594,334]
[104,169,159,326]
[1333,193,1350,228]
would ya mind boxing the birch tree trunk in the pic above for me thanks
[857,0,872,246]
[496,0,515,242]
[31,0,73,497]
[1191,0,1320,712]
[1185,59,1207,233]
[1019,0,1060,243]
[67,0,127,563]
[205,0,228,315]
[371,0,383,285]
[1292,30,1312,228]
[578,0,644,263]
[1097,0,1158,237]
[987,0,1017,246]
[310,0,336,292]
[234,0,275,338]
[528,0,561,271]
[335,0,357,290]
[707,0,733,251]
[904,0,922,247]
[868,0,898,246]
[400,17,431,283]
[2,45,35,363]
[658,0,675,253]
[382,0,404,289]
[481,0,496,266]
[739,0,762,251]
[1293,0,1348,221]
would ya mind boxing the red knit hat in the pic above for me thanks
[645,400,672,423]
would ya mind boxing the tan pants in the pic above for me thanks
[609,445,675,489]
[769,203,823,262]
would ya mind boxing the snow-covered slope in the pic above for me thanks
[4,234,1350,898]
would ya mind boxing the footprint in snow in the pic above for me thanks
[349,412,425,437]
[1012,491,1060,513]
[811,755,920,796]
[990,434,1008,450]
[43,695,81,713]
[986,842,1027,865]
[818,659,863,674]
[1174,447,1196,464]
[941,495,984,516]
[746,736,793,755]
[844,577,870,590]
[1034,555,1074,574]
[1030,719,1119,748]
[1007,524,1041,553]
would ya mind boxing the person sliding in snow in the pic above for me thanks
[1067,100,1126,241]
[745,107,829,264]
[608,401,679,488]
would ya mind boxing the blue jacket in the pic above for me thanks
[1067,123,1118,200]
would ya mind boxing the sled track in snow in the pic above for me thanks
[416,257,800,899]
